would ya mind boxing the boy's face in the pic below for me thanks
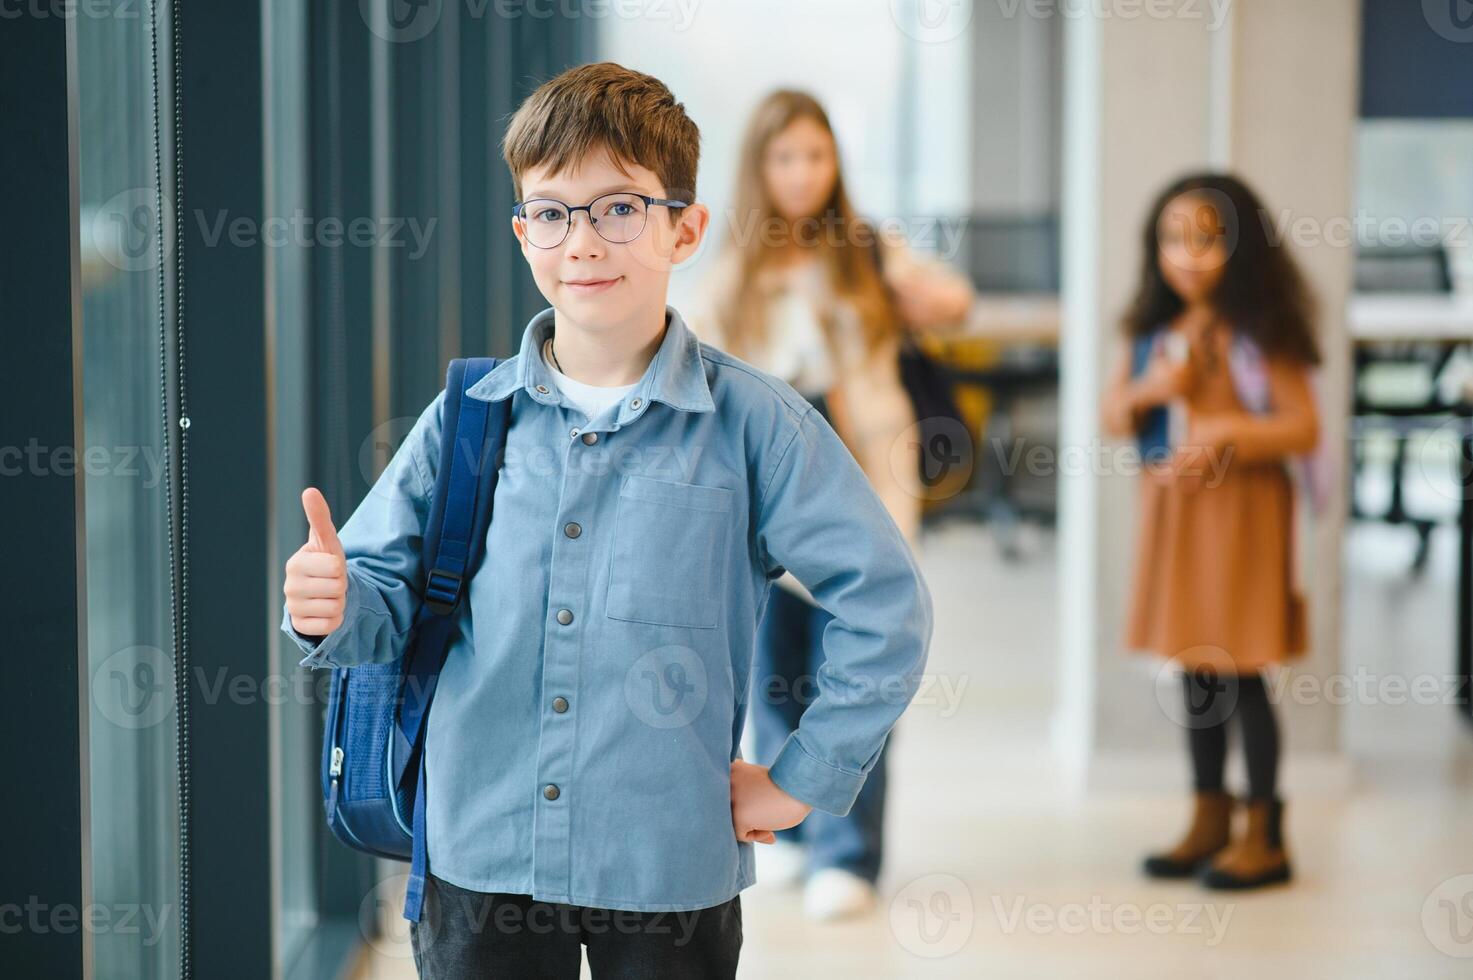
[512,147,709,333]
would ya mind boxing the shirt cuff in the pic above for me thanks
[767,732,866,817]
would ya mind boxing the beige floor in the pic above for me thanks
[353,521,1473,979]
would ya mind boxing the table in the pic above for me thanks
[1349,291,1473,721]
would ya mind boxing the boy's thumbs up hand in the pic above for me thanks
[302,486,344,556]
[285,487,348,638]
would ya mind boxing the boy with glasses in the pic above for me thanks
[282,61,933,979]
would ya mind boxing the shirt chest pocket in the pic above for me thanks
[605,475,734,630]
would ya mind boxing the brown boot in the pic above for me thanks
[1201,796,1292,890]
[1142,790,1233,878]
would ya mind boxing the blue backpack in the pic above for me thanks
[318,357,510,923]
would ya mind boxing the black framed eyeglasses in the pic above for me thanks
[511,192,689,249]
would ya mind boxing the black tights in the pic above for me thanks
[1180,668,1280,800]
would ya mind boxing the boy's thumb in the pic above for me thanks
[301,487,343,555]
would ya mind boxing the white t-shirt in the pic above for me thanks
[541,337,639,423]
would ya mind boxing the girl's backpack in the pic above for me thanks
[1131,328,1333,514]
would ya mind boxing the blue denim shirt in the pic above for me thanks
[283,305,933,912]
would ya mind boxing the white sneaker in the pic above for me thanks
[755,839,807,889]
[802,868,878,922]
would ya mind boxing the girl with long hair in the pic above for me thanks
[691,89,973,920]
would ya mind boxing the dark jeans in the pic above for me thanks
[409,873,742,979]
[750,581,889,883]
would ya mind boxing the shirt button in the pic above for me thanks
[552,696,569,713]
[581,431,598,445]
[535,384,550,394]
[564,522,582,539]
[543,784,560,801]
[630,397,642,409]
[556,608,574,625]
[570,426,580,438]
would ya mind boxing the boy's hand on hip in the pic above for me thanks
[284,487,348,638]
[730,759,812,844]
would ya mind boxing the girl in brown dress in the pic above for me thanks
[1101,173,1321,890]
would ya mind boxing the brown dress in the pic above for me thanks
[1115,324,1318,674]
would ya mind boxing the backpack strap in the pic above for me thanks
[423,357,503,614]
[400,357,511,922]
[1130,329,1171,464]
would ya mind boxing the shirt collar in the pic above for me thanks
[465,304,715,416]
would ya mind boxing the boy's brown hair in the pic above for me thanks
[501,62,700,213]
